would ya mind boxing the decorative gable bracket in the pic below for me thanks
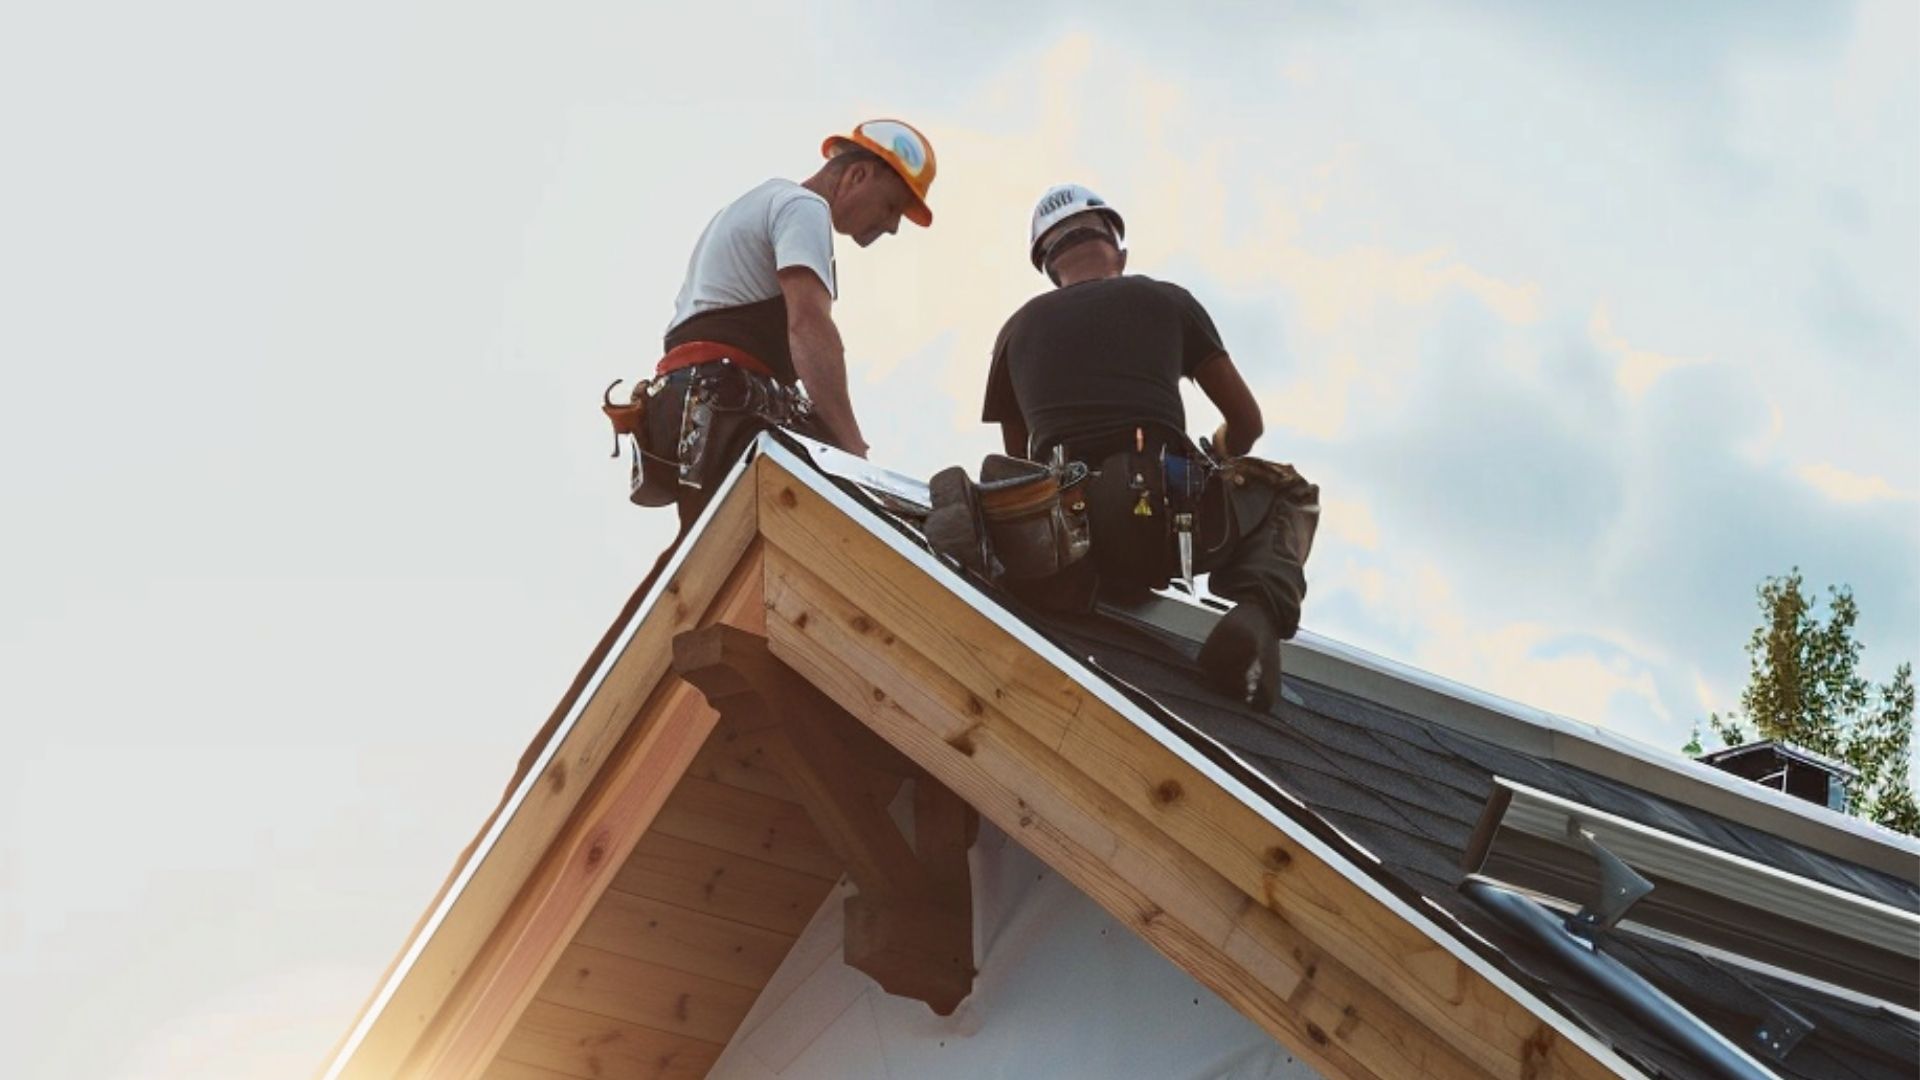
[673,623,978,1015]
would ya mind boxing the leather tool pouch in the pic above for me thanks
[1213,456,1321,571]
[926,454,1093,599]
[976,454,1092,581]
[629,363,813,507]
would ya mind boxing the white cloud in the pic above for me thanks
[1796,462,1918,504]
[1590,303,1706,400]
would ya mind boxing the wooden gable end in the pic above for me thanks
[326,448,1636,1080]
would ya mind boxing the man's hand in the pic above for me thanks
[1193,353,1262,457]
[779,267,869,458]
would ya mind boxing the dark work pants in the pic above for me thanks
[1197,461,1319,638]
[1080,454,1319,639]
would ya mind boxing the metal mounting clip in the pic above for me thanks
[1563,823,1654,942]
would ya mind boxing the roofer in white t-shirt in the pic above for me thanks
[610,119,937,526]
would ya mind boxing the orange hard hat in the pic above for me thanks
[821,119,936,227]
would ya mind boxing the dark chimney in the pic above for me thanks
[1696,740,1856,811]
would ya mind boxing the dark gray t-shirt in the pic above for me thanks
[983,275,1226,456]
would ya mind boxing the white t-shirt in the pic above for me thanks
[666,179,837,335]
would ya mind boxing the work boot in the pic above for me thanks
[1198,603,1281,712]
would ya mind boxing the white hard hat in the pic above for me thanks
[1029,183,1126,271]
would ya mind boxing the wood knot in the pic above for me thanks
[545,760,568,794]
[794,612,809,629]
[778,487,798,507]
[1153,780,1184,806]
[965,694,985,716]
[948,729,977,757]
[872,687,886,703]
[1335,1005,1360,1039]
[851,615,873,633]
[1305,1021,1329,1046]
[584,832,609,868]
[1264,845,1292,869]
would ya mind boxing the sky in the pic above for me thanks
[1,2,1914,1077]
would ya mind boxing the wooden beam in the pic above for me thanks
[672,622,977,1015]
[674,625,927,903]
[844,779,977,1016]
[330,472,760,1080]
[755,455,1627,1080]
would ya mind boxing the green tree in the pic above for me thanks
[1705,569,1918,836]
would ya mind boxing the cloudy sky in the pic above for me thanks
[3,2,1914,1077]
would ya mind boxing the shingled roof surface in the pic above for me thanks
[791,439,1920,1080]
[1027,608,1918,1080]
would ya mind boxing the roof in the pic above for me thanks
[323,432,1920,1080]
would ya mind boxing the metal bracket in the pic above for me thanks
[1749,998,1814,1063]
[1563,823,1655,941]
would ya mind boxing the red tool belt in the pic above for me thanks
[654,341,775,380]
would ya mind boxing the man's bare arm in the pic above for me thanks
[1192,353,1263,457]
[778,267,868,457]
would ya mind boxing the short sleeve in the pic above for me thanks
[1169,283,1226,377]
[982,320,1019,423]
[770,192,837,298]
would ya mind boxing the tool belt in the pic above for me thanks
[928,426,1313,610]
[602,347,814,508]
[927,452,1092,586]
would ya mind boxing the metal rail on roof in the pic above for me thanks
[1465,777,1920,1005]
[1468,778,1920,956]
[1464,880,1785,1080]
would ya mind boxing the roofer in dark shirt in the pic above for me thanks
[964,183,1319,711]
